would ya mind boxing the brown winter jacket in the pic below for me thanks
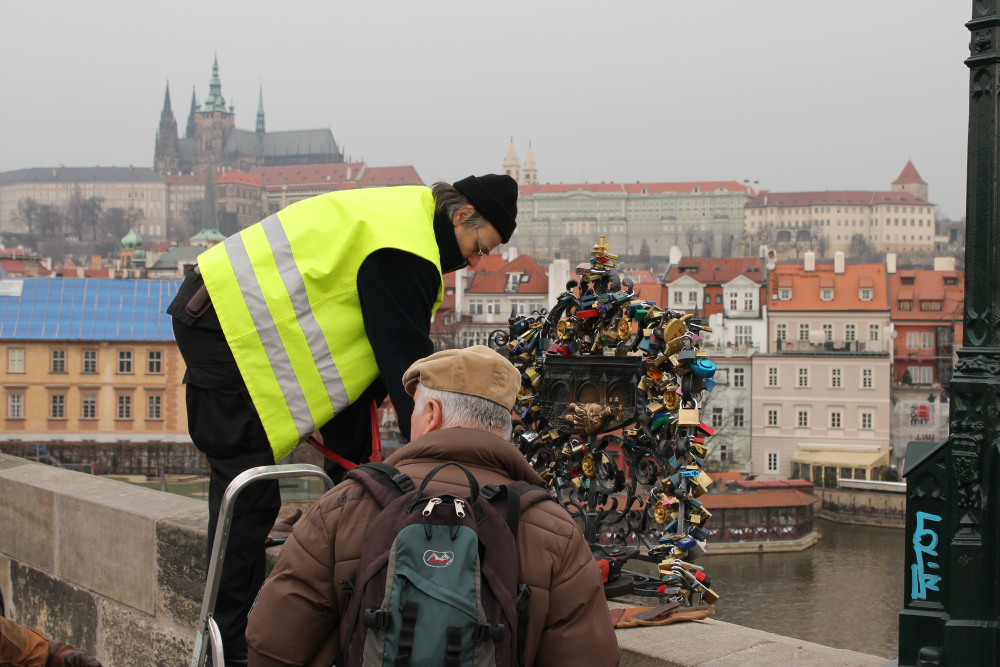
[246,427,620,667]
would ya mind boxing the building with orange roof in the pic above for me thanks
[164,167,265,234]
[254,162,422,215]
[453,251,551,348]
[429,272,458,351]
[743,161,936,259]
[751,251,891,481]
[510,179,757,263]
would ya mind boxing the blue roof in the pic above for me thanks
[0,279,181,341]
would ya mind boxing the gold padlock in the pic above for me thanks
[645,401,664,416]
[701,588,721,604]
[690,441,708,458]
[677,408,700,425]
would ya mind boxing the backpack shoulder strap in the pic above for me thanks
[480,482,553,543]
[345,462,415,509]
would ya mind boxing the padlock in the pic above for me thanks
[645,401,664,416]
[676,345,698,364]
[690,358,716,379]
[677,408,700,425]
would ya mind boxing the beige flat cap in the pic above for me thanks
[402,345,521,410]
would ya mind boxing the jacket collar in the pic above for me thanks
[434,209,468,274]
[386,427,546,486]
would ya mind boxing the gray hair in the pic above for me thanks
[413,384,513,439]
[432,182,490,231]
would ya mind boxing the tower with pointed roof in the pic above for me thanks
[191,54,236,175]
[891,160,929,202]
[154,82,180,174]
[502,138,521,184]
[256,85,266,136]
[185,87,198,139]
[522,142,538,185]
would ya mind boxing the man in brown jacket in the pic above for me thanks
[246,346,619,667]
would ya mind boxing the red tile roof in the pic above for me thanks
[708,471,745,486]
[164,170,261,186]
[623,269,657,284]
[665,257,766,285]
[888,269,964,322]
[699,490,821,510]
[518,181,750,196]
[746,190,933,207]
[357,166,423,187]
[632,283,666,305]
[1,259,27,273]
[893,160,927,186]
[466,254,548,294]
[768,263,889,312]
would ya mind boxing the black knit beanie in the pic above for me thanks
[453,174,519,243]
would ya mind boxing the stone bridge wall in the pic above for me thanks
[0,453,883,667]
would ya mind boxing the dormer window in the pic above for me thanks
[505,273,522,292]
[901,277,915,285]
[921,301,942,311]
[900,301,912,311]
[859,289,872,301]
[779,288,792,300]
[821,289,833,301]
[944,277,957,285]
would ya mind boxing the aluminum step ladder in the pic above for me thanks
[190,464,334,667]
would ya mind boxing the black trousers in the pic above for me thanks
[171,297,281,657]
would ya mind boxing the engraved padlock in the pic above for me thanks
[677,401,700,426]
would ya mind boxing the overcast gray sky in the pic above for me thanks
[0,1,971,218]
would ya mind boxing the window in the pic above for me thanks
[831,368,842,388]
[83,350,97,374]
[798,323,810,341]
[735,325,753,346]
[7,348,24,373]
[744,293,754,311]
[148,351,162,374]
[900,301,911,311]
[733,368,745,388]
[776,324,787,342]
[845,324,856,342]
[921,301,942,311]
[779,288,791,300]
[920,366,934,384]
[861,412,873,430]
[50,394,65,419]
[798,367,809,387]
[767,409,778,426]
[51,349,66,373]
[729,292,738,310]
[820,289,833,301]
[719,444,729,462]
[733,407,744,428]
[862,368,873,388]
[712,407,723,428]
[906,332,919,349]
[8,394,23,419]
[921,332,934,349]
[147,395,162,419]
[823,324,833,341]
[469,300,483,315]
[688,291,698,305]
[767,453,779,473]
[869,324,879,342]
[673,291,683,304]
[830,411,842,429]
[860,289,872,301]
[798,410,809,427]
[118,350,133,374]
[117,395,132,419]
[715,294,723,304]
[82,394,97,419]
[767,367,778,386]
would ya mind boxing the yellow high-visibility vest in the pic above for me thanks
[198,185,443,460]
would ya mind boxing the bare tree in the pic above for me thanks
[683,226,699,256]
[66,186,105,241]
[558,236,585,263]
[849,233,869,257]
[14,198,40,235]
[102,208,131,239]
[813,231,829,258]
[740,222,776,258]
[37,204,65,237]
[172,199,203,240]
[639,239,651,266]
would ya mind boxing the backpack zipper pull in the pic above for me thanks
[453,499,466,518]
[422,498,442,516]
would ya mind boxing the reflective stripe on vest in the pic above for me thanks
[199,186,443,460]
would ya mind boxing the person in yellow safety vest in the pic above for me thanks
[166,175,518,667]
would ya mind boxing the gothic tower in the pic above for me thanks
[502,138,521,184]
[186,87,198,139]
[154,82,180,174]
[522,142,538,185]
[256,85,266,136]
[193,54,236,174]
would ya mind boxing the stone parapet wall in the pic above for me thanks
[0,453,882,667]
[814,486,905,528]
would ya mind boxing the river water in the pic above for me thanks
[628,518,904,660]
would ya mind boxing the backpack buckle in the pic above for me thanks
[516,584,532,612]
[363,609,390,630]
[392,473,415,493]
[474,623,505,643]
[480,484,501,500]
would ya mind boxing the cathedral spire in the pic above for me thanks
[523,141,538,185]
[256,84,266,136]
[502,137,521,184]
[154,81,179,174]
[202,53,228,113]
[186,86,198,139]
[162,81,173,115]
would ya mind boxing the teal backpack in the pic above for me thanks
[339,462,551,667]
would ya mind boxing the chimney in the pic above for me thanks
[346,166,352,180]
[507,247,518,261]
[933,256,955,271]
[763,194,768,206]
[886,253,897,274]
[753,181,759,195]
[834,250,845,275]
[804,251,815,272]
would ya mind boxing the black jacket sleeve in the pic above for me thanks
[356,248,441,441]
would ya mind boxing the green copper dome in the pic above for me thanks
[121,227,143,249]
